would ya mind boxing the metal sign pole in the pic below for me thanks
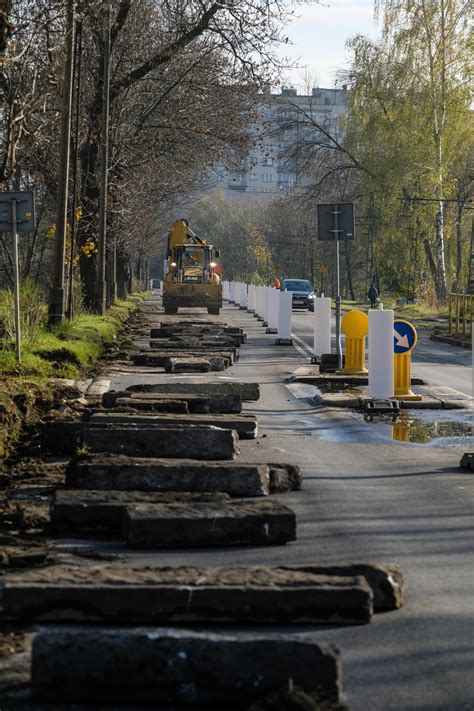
[11,198,21,363]
[334,204,342,370]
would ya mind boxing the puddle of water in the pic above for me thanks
[364,411,473,444]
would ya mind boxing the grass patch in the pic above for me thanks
[0,293,146,379]
[341,298,449,324]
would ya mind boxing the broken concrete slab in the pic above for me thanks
[82,424,239,460]
[134,349,235,366]
[149,338,239,351]
[50,490,231,534]
[165,356,225,373]
[102,390,214,413]
[460,452,474,470]
[314,392,361,408]
[87,411,258,439]
[284,563,404,611]
[43,421,240,458]
[110,397,190,413]
[5,563,373,625]
[126,381,260,402]
[31,628,341,706]
[66,454,270,496]
[269,463,303,492]
[123,499,296,547]
[107,390,242,413]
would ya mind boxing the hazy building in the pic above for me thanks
[212,86,348,197]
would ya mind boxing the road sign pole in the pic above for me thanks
[11,198,21,363]
[334,205,342,370]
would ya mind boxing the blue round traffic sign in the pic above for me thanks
[393,319,417,354]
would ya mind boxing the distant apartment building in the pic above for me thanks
[212,86,348,197]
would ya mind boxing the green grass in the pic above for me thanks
[0,293,146,378]
[341,298,449,324]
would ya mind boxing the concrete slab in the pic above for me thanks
[5,563,372,625]
[32,628,341,705]
[460,452,474,470]
[269,463,303,492]
[50,490,231,534]
[165,356,226,372]
[314,392,361,408]
[111,397,190,413]
[82,424,239,460]
[104,389,242,413]
[87,411,258,439]
[126,381,260,402]
[123,499,296,547]
[67,454,270,496]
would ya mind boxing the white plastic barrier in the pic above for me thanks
[262,287,270,324]
[256,286,264,319]
[247,284,256,312]
[277,291,293,342]
[313,296,332,357]
[235,282,243,307]
[267,288,280,332]
[223,281,230,301]
[239,282,248,309]
[229,281,236,303]
[368,307,394,398]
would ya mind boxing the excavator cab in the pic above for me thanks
[177,246,209,282]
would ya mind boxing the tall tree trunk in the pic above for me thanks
[451,204,463,293]
[117,248,129,300]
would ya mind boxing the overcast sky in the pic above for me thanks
[277,0,381,91]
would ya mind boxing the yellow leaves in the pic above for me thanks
[75,206,83,221]
[47,223,56,240]
[80,237,98,259]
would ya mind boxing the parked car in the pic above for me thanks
[281,279,316,311]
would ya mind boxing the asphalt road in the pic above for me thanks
[64,298,474,711]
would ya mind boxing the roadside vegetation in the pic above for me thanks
[0,285,146,459]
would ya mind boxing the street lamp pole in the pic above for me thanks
[48,0,76,325]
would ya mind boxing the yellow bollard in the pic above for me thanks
[393,319,422,400]
[341,310,368,375]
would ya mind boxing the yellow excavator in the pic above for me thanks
[162,219,222,315]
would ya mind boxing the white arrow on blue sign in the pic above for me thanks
[393,319,417,354]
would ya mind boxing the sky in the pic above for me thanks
[277,0,382,91]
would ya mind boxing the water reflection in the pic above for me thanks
[364,412,474,443]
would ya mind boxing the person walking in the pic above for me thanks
[368,283,379,309]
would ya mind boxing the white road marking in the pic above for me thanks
[291,332,313,357]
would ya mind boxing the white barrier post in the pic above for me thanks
[266,288,279,333]
[276,291,293,344]
[313,295,332,362]
[256,286,264,321]
[247,284,256,313]
[262,287,270,326]
[239,282,247,309]
[368,306,394,398]
[223,281,229,301]
[229,281,236,304]
[234,282,241,307]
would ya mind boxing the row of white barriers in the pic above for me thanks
[222,281,402,400]
[222,281,334,352]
